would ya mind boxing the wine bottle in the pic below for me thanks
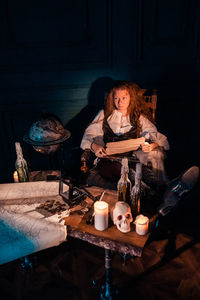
[15,142,29,182]
[117,158,132,205]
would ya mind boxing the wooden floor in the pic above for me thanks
[0,172,200,300]
[1,212,200,299]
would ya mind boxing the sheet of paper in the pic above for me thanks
[0,181,61,200]
[0,208,67,265]
[0,181,69,265]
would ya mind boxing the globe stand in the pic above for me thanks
[23,115,87,206]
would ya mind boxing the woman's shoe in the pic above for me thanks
[158,166,199,216]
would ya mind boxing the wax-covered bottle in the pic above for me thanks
[131,162,142,215]
[15,142,29,182]
[117,158,132,205]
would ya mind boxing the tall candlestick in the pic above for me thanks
[94,201,108,231]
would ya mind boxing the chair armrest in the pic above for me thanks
[80,149,92,173]
[81,149,92,162]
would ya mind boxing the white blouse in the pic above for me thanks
[80,109,169,150]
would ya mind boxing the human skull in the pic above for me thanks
[113,201,133,233]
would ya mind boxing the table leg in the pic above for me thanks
[60,144,65,178]
[14,256,36,300]
[20,255,34,270]
[100,249,118,300]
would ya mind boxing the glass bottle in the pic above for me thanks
[15,142,29,182]
[117,158,132,206]
[131,162,142,215]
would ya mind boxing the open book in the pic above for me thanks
[105,137,145,155]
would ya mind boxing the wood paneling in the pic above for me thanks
[0,0,112,71]
[136,0,199,65]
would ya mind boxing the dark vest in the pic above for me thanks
[96,118,138,180]
[103,118,137,144]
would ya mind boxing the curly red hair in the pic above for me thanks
[104,81,154,137]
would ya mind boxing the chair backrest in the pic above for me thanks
[143,89,157,122]
[137,88,157,122]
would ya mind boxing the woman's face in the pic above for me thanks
[113,89,130,115]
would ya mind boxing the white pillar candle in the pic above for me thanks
[94,201,108,231]
[134,214,149,235]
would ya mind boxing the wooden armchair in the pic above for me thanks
[80,88,158,173]
[142,89,157,122]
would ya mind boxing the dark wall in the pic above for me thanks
[0,0,199,182]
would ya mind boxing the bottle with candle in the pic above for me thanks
[117,158,132,206]
[131,162,142,216]
[15,142,29,182]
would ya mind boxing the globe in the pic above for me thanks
[23,115,71,154]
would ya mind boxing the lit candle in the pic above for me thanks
[94,201,108,231]
[134,214,149,235]
[13,170,19,183]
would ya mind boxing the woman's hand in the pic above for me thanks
[91,142,107,157]
[141,142,158,153]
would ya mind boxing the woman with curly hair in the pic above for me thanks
[80,80,169,189]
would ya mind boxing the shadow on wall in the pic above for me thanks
[63,77,115,174]
[65,76,115,147]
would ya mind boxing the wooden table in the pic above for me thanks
[64,186,156,299]
[65,186,155,256]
